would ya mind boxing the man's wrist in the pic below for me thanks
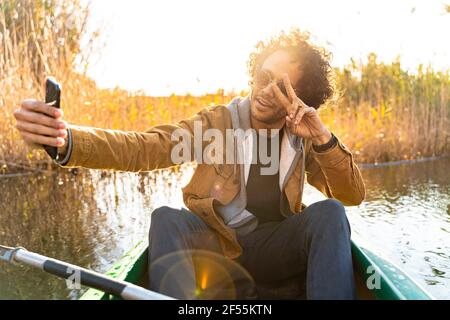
[312,129,332,146]
[312,131,337,153]
[55,128,73,165]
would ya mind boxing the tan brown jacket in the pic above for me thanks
[60,97,366,259]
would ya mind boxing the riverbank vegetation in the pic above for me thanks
[1,0,449,175]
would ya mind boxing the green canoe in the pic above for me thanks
[79,237,434,300]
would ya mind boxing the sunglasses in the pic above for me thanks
[254,69,300,97]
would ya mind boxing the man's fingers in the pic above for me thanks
[14,99,67,149]
[289,102,302,119]
[16,120,67,138]
[282,73,303,114]
[297,96,309,109]
[294,108,306,125]
[283,74,297,102]
[285,115,294,127]
[14,109,66,129]
[271,83,292,111]
[303,106,316,115]
[20,131,65,147]
[21,99,63,118]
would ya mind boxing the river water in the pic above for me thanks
[0,158,449,299]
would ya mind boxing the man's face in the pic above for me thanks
[250,50,301,125]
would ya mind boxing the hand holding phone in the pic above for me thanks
[13,79,67,156]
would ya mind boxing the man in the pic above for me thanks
[13,29,365,299]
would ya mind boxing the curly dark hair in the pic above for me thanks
[247,28,334,109]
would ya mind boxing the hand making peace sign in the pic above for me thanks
[271,74,333,146]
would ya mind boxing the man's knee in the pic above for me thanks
[148,206,222,257]
[151,205,174,219]
[317,198,345,214]
[306,199,350,233]
[150,206,205,234]
[152,206,187,229]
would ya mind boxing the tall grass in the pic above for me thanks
[1,1,449,173]
[325,54,450,163]
[0,0,99,168]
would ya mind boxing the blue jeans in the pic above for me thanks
[148,199,355,300]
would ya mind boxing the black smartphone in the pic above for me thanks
[43,77,61,159]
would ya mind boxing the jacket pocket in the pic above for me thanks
[211,163,239,205]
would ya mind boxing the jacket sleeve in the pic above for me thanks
[58,106,224,172]
[305,136,366,206]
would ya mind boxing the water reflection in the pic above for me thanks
[0,158,449,299]
[347,158,450,299]
[0,165,193,299]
